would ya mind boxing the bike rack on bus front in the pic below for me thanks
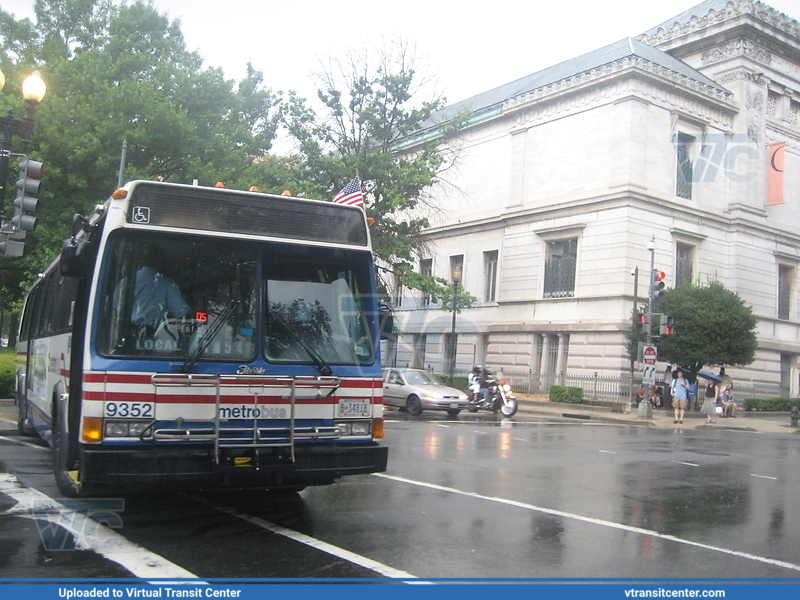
[149,373,342,464]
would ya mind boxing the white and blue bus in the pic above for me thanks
[16,181,388,497]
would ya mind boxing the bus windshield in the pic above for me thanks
[97,232,375,366]
[264,255,374,366]
[98,232,258,361]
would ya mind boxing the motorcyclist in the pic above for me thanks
[479,366,493,405]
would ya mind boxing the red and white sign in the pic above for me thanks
[643,345,657,365]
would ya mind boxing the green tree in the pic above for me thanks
[278,38,469,302]
[626,282,758,377]
[0,0,280,310]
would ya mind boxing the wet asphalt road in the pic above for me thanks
[1,408,800,580]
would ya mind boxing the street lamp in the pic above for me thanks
[448,266,462,386]
[0,69,47,217]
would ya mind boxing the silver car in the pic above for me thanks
[382,368,469,416]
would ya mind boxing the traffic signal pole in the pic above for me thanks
[638,237,656,418]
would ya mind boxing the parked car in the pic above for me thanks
[382,368,469,416]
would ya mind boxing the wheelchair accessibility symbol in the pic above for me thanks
[132,206,150,223]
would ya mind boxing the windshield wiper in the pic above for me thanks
[269,312,334,376]
[180,300,239,373]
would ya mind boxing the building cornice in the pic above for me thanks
[504,66,736,133]
[421,188,800,249]
[504,56,734,118]
[639,0,800,47]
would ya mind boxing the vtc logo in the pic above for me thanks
[676,134,760,184]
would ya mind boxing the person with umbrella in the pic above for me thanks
[698,371,722,424]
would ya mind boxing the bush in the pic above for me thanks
[0,348,17,399]
[434,374,469,391]
[743,398,800,412]
[550,385,583,403]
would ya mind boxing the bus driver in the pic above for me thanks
[131,244,190,333]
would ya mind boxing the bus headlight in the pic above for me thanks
[335,420,371,436]
[104,420,152,438]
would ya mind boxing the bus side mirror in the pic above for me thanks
[60,214,91,278]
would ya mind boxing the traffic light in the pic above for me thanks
[652,270,666,300]
[0,233,25,257]
[11,157,43,232]
[659,315,675,336]
[635,312,650,334]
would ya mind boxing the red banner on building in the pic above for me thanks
[767,142,785,206]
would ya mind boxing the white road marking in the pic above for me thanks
[0,434,50,450]
[374,472,800,574]
[749,473,778,481]
[190,495,421,581]
[676,461,699,467]
[598,450,617,454]
[0,473,202,581]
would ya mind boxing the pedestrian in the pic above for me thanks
[718,367,736,416]
[663,365,674,409]
[670,369,690,423]
[701,378,719,423]
[718,385,735,418]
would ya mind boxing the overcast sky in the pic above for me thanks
[2,0,800,105]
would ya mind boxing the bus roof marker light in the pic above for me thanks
[215,182,225,188]
[281,190,292,196]
[111,189,127,200]
[249,186,259,192]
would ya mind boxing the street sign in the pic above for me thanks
[643,345,657,365]
[642,365,657,385]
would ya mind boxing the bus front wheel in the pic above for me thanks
[53,405,82,498]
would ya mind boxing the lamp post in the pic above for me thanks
[448,266,462,387]
[0,69,47,220]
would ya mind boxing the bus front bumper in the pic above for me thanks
[78,442,388,491]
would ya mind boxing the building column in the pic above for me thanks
[556,333,567,375]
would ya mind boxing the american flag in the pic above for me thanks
[332,177,364,207]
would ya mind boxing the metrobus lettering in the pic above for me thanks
[219,406,287,419]
[16,180,387,497]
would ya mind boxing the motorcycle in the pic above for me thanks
[467,377,518,417]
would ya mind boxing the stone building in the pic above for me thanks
[388,0,800,395]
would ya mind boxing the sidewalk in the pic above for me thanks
[2,398,798,436]
[515,395,800,435]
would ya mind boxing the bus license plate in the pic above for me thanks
[338,399,371,417]
[104,401,155,418]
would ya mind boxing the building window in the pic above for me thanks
[543,238,577,298]
[484,250,498,302]
[778,264,794,320]
[412,333,427,369]
[420,258,432,306]
[450,255,464,282]
[676,243,694,286]
[767,92,779,118]
[676,133,694,200]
